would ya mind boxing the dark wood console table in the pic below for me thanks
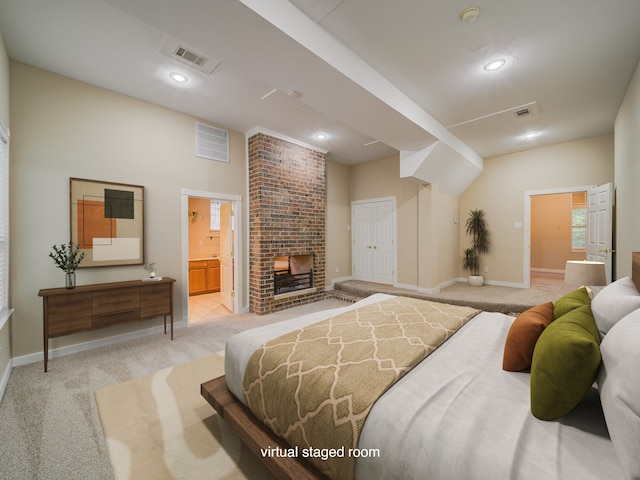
[38,277,176,372]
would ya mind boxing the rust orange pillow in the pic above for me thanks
[503,302,554,372]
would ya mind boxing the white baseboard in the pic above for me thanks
[531,268,565,275]
[486,279,527,288]
[0,357,12,403]
[394,281,418,291]
[456,277,526,289]
[12,319,188,368]
[416,286,440,294]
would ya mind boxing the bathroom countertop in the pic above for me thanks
[189,257,219,262]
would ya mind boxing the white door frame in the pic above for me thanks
[181,189,243,324]
[523,185,593,288]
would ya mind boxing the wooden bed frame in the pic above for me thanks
[201,376,324,479]
[202,252,640,480]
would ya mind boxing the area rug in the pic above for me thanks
[94,352,274,480]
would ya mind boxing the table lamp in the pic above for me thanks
[564,260,607,286]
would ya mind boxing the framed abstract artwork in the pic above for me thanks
[70,178,144,267]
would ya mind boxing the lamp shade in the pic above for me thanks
[564,260,607,286]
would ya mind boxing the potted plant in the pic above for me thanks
[143,262,157,278]
[462,209,491,286]
[49,241,85,288]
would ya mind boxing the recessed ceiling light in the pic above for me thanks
[169,72,189,83]
[315,133,327,141]
[483,59,506,71]
[460,6,480,23]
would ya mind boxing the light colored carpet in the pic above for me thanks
[95,352,274,480]
[0,282,569,479]
[0,298,348,480]
[334,278,575,314]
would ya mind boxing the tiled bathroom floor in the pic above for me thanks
[188,292,232,323]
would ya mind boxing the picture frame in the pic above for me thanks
[70,177,144,268]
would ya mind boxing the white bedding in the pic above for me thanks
[224,294,624,480]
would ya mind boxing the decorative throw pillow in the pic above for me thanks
[530,304,601,420]
[552,286,591,319]
[590,276,640,338]
[597,309,640,480]
[503,302,554,371]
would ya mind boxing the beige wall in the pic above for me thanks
[349,155,459,290]
[4,47,636,366]
[0,31,11,383]
[325,160,351,285]
[350,155,419,286]
[530,193,585,270]
[615,61,640,278]
[9,62,248,358]
[460,134,614,285]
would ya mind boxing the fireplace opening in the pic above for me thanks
[274,255,314,295]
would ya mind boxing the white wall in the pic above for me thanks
[614,61,640,278]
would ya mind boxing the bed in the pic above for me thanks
[202,253,640,480]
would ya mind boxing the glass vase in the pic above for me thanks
[65,271,76,289]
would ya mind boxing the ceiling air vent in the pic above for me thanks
[196,123,229,163]
[175,47,207,67]
[512,102,539,119]
[159,35,220,74]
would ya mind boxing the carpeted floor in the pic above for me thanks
[0,298,348,480]
[0,279,573,479]
[334,277,575,314]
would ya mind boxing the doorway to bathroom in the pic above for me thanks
[181,189,242,325]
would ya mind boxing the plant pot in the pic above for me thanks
[467,275,484,287]
[65,272,76,289]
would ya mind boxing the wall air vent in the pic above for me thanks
[196,123,229,163]
[159,35,220,74]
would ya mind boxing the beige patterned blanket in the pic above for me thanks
[242,296,479,479]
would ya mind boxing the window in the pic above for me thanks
[571,192,587,251]
[210,200,224,231]
[0,124,11,329]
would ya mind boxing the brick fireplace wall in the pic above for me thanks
[249,133,326,314]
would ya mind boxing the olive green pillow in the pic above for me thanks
[530,304,601,420]
[552,286,591,319]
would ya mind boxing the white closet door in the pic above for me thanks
[352,199,395,284]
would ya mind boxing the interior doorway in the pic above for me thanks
[524,183,612,288]
[529,191,587,291]
[181,189,242,325]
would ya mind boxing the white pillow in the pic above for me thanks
[590,276,640,338]
[597,309,640,480]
